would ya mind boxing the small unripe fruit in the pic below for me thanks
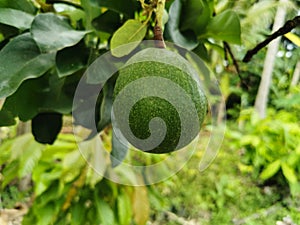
[113,48,207,154]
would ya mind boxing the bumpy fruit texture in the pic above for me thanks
[113,48,207,154]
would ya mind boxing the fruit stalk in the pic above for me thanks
[154,0,166,48]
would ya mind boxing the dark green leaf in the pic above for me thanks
[111,19,147,57]
[204,10,241,44]
[72,83,102,130]
[0,0,37,14]
[0,33,55,98]
[165,0,198,50]
[0,109,15,126]
[97,79,114,131]
[31,13,89,53]
[92,10,121,33]
[192,42,210,62]
[56,42,89,77]
[111,128,128,168]
[32,112,63,144]
[90,0,137,18]
[180,0,212,35]
[2,73,73,121]
[0,23,18,41]
[0,8,34,30]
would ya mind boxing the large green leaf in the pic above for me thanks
[0,33,55,98]
[31,13,89,53]
[204,10,241,44]
[92,10,121,34]
[165,0,198,50]
[0,0,37,14]
[2,73,73,121]
[0,109,16,126]
[180,0,212,35]
[111,19,147,57]
[31,112,63,144]
[89,0,137,18]
[56,42,89,77]
[0,8,34,30]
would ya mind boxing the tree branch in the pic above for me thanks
[243,16,300,62]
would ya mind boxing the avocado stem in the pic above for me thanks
[154,0,166,48]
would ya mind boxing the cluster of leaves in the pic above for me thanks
[0,133,150,225]
[0,0,241,144]
[228,108,300,197]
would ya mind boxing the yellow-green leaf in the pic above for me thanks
[111,19,147,57]
[259,159,281,180]
[281,162,297,184]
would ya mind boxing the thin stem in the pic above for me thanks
[154,0,166,48]
[155,0,166,29]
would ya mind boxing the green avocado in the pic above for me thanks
[113,48,207,154]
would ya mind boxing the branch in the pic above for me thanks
[223,42,249,89]
[243,16,300,62]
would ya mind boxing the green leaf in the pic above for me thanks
[204,10,241,44]
[71,201,86,225]
[0,0,37,14]
[90,0,137,18]
[180,0,212,35]
[259,159,281,180]
[117,191,132,225]
[0,8,34,30]
[281,162,298,184]
[111,19,147,57]
[35,202,56,225]
[0,33,55,98]
[31,13,89,53]
[165,0,198,50]
[18,138,45,178]
[111,128,128,168]
[0,109,16,126]
[95,193,116,225]
[2,73,73,121]
[0,23,18,40]
[2,160,19,188]
[92,10,121,34]
[192,42,209,62]
[97,79,114,131]
[56,42,89,77]
[31,113,63,144]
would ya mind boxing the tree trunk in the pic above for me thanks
[254,0,288,118]
[291,60,300,87]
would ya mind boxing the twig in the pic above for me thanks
[243,16,300,62]
[223,42,249,89]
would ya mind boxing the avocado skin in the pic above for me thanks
[113,48,207,154]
